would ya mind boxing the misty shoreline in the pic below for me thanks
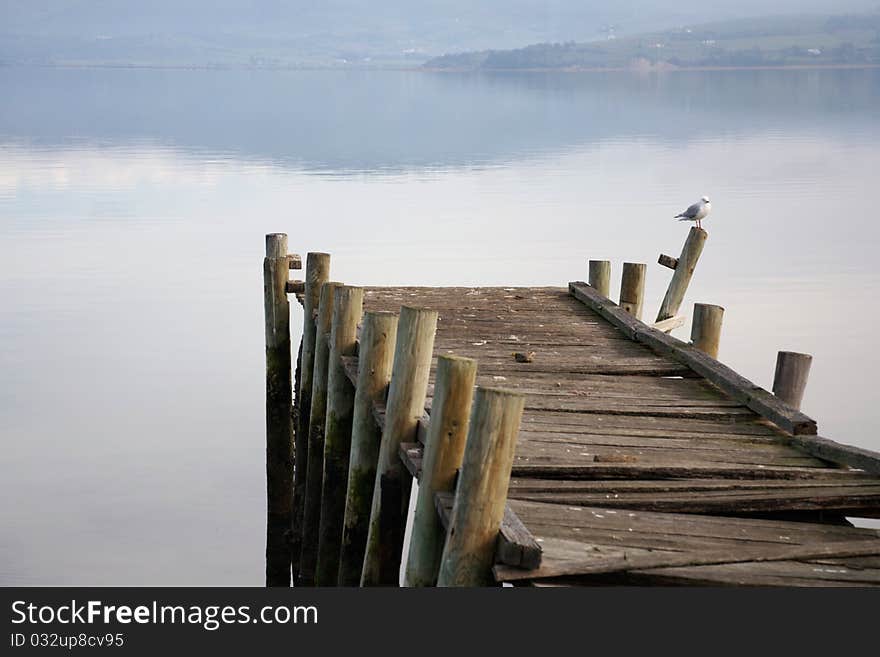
[4,62,880,74]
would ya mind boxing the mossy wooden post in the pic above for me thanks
[315,285,364,586]
[361,307,438,587]
[338,311,399,586]
[404,355,477,587]
[298,280,342,586]
[657,226,707,322]
[263,233,293,587]
[691,303,724,359]
[437,387,525,587]
[619,262,646,320]
[291,252,330,583]
[588,260,611,298]
[773,351,813,411]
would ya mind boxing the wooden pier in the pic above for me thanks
[264,230,880,587]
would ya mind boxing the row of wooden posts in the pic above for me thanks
[587,226,812,410]
[263,227,813,587]
[264,233,526,587]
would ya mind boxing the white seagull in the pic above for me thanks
[674,196,711,229]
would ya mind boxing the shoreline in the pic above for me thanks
[420,62,880,74]
[2,61,879,74]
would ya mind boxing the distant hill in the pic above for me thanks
[2,1,878,68]
[424,13,880,70]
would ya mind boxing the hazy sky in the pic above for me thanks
[2,1,878,54]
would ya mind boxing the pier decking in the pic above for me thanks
[363,286,880,586]
[264,233,880,587]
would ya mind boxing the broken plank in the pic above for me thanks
[788,435,880,476]
[434,491,542,570]
[494,537,880,582]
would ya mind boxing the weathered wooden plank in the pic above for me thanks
[518,400,755,420]
[631,560,880,586]
[518,430,802,450]
[405,441,843,480]
[569,281,818,435]
[652,316,685,333]
[520,411,781,436]
[434,335,633,348]
[518,520,869,555]
[451,359,692,377]
[494,538,880,582]
[788,435,880,476]
[497,505,543,570]
[513,444,824,469]
[449,379,744,402]
[399,441,423,479]
[434,492,542,570]
[509,476,876,495]
[504,484,880,516]
[509,462,861,480]
[435,342,667,361]
[285,280,305,294]
[509,499,873,539]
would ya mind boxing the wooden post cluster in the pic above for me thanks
[588,260,611,298]
[404,355,477,587]
[338,311,399,585]
[291,252,330,583]
[437,387,525,587]
[361,307,438,586]
[298,280,342,585]
[268,242,528,588]
[657,226,707,322]
[619,262,646,320]
[315,286,364,585]
[263,233,293,586]
[691,303,724,359]
[773,351,813,411]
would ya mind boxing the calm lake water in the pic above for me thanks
[1,66,879,585]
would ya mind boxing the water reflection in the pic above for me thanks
[3,67,879,171]
[1,67,879,583]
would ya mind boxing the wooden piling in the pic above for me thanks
[404,355,477,587]
[263,233,293,587]
[291,252,330,583]
[437,387,525,587]
[361,307,438,586]
[298,280,342,586]
[338,311,399,586]
[656,226,707,322]
[773,351,813,411]
[315,285,364,586]
[690,303,724,359]
[588,260,611,298]
[619,262,646,320]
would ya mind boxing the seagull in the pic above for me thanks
[674,196,711,229]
